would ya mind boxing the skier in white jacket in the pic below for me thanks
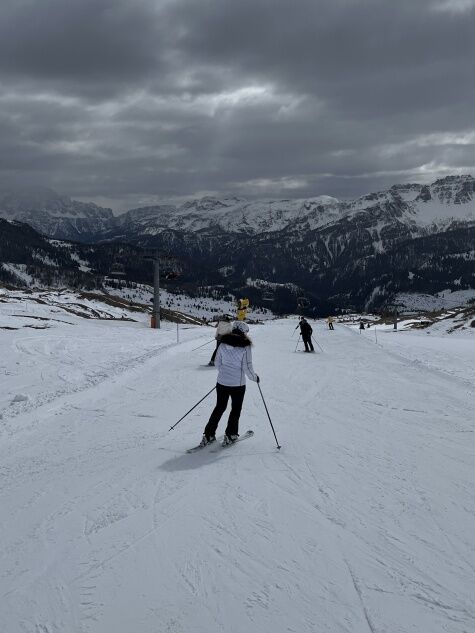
[208,315,233,366]
[200,320,259,447]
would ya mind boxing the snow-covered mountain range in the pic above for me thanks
[2,176,474,240]
[113,194,343,237]
[0,187,114,241]
[0,176,474,311]
[115,176,474,238]
[108,175,474,311]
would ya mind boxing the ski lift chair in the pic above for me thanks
[109,262,126,278]
[161,256,182,280]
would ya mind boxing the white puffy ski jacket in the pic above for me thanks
[215,320,233,339]
[215,340,258,387]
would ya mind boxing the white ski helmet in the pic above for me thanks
[233,320,249,334]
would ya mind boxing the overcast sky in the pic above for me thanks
[0,0,474,211]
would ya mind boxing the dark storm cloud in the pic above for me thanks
[0,0,166,97]
[0,0,474,208]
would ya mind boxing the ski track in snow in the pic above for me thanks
[0,319,474,632]
[1,321,209,433]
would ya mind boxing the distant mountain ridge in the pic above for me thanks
[1,176,474,240]
[116,176,474,238]
[0,217,150,292]
[114,194,343,238]
[0,187,114,241]
[0,176,474,312]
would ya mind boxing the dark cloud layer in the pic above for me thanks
[0,0,474,210]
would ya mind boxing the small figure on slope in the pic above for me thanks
[299,317,314,352]
[200,321,259,447]
[327,315,335,330]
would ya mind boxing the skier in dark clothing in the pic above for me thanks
[299,317,314,352]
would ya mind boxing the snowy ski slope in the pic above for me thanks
[0,314,474,633]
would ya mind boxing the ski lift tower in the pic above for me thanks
[143,248,161,329]
[393,303,401,330]
[142,249,183,329]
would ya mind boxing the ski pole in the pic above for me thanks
[312,335,324,353]
[169,386,216,431]
[191,339,214,352]
[294,335,301,352]
[257,383,281,449]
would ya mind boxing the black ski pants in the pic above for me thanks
[210,339,221,363]
[302,334,314,352]
[205,383,246,438]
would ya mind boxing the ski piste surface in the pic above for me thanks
[186,429,254,453]
[2,316,475,633]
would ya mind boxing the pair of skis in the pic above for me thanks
[186,429,254,453]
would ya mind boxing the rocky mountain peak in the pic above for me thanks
[181,196,244,213]
[0,186,113,218]
[430,175,475,204]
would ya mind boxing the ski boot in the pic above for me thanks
[222,434,239,447]
[199,434,216,448]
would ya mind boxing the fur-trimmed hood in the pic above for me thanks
[220,333,252,347]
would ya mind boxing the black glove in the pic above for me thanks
[256,375,260,383]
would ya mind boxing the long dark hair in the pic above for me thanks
[224,328,253,346]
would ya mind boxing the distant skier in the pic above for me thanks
[208,315,233,366]
[299,317,314,352]
[359,321,365,332]
[327,316,335,330]
[200,321,259,447]
[294,316,303,333]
